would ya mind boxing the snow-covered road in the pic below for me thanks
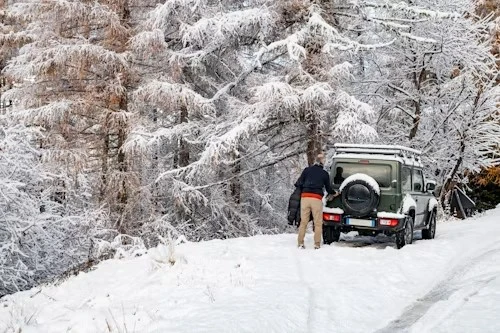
[1,207,499,333]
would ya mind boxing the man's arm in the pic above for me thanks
[324,171,340,201]
[324,171,336,195]
[325,173,340,201]
[295,168,306,189]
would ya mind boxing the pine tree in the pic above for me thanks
[124,0,411,240]
[3,0,138,230]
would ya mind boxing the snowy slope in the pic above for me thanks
[1,207,500,333]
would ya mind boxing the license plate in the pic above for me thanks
[347,218,375,227]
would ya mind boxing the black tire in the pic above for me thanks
[422,210,437,240]
[396,216,414,249]
[323,226,341,245]
[341,176,380,216]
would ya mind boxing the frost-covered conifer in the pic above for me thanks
[2,0,140,230]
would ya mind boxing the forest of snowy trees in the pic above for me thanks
[1,0,499,296]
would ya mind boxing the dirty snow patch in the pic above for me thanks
[428,198,438,211]
[323,207,344,214]
[377,212,405,219]
[400,194,416,214]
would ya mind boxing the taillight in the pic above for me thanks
[323,213,341,222]
[378,218,399,227]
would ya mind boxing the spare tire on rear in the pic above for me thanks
[340,174,380,217]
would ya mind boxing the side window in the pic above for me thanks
[402,167,412,191]
[413,169,424,192]
[332,164,345,186]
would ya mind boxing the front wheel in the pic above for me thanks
[422,210,437,239]
[323,226,341,245]
[395,216,414,249]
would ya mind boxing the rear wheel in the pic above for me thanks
[395,216,413,249]
[422,210,437,239]
[323,226,341,245]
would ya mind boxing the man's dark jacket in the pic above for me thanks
[287,164,334,225]
[287,187,302,225]
[295,164,334,196]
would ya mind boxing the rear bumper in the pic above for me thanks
[323,216,405,233]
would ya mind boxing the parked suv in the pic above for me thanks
[323,144,438,249]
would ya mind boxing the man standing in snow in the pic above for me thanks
[295,153,337,249]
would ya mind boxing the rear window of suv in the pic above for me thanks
[332,162,392,188]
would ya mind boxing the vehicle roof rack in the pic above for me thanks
[333,143,422,161]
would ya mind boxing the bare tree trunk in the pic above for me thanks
[439,138,466,204]
[151,108,160,212]
[0,75,4,112]
[230,148,241,204]
[115,93,129,233]
[306,113,321,166]
[178,103,189,167]
[409,66,426,140]
[115,0,131,233]
[100,119,110,203]
[409,100,421,140]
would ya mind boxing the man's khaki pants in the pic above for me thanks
[297,197,323,247]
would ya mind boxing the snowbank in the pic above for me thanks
[1,208,500,333]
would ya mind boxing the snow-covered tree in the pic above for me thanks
[1,0,499,296]
[0,0,148,295]
[0,120,112,296]
[331,0,500,189]
[124,0,405,240]
[2,0,139,230]
[0,0,32,108]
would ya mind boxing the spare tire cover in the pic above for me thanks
[340,175,380,217]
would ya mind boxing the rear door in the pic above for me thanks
[411,168,427,227]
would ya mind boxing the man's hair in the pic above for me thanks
[336,166,343,174]
[315,153,325,164]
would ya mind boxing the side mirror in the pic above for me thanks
[426,180,436,192]
[391,180,397,188]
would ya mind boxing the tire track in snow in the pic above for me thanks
[375,245,500,333]
[293,249,317,333]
